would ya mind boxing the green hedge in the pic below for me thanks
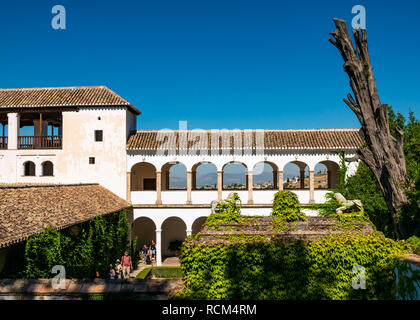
[406,236,420,254]
[0,210,129,279]
[177,232,419,300]
[272,191,305,222]
[136,267,184,279]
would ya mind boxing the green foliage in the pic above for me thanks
[205,193,255,227]
[340,161,393,236]
[318,192,341,216]
[177,232,417,300]
[136,267,151,279]
[151,267,184,278]
[406,236,420,254]
[336,151,348,194]
[271,190,305,222]
[24,228,65,279]
[331,212,372,231]
[338,107,420,239]
[131,236,139,270]
[0,210,129,279]
[136,267,184,279]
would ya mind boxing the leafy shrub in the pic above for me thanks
[24,228,65,279]
[406,236,420,254]
[271,191,305,221]
[177,232,418,300]
[205,193,255,227]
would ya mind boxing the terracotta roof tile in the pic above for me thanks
[0,184,131,248]
[127,129,364,151]
[0,86,140,114]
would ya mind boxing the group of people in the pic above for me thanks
[107,251,134,280]
[141,240,156,265]
[105,241,157,280]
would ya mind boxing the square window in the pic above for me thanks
[95,130,103,142]
[89,157,95,164]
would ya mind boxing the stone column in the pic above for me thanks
[156,229,162,266]
[278,170,284,191]
[247,170,254,204]
[7,113,19,150]
[217,170,223,200]
[126,172,131,202]
[156,171,162,204]
[309,170,315,203]
[300,169,305,189]
[187,171,192,204]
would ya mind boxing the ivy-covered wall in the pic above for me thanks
[0,210,129,279]
[178,232,418,300]
[176,192,419,300]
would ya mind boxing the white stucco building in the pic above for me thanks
[0,86,363,265]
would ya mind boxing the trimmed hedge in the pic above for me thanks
[136,267,184,279]
[177,232,419,300]
[272,191,305,222]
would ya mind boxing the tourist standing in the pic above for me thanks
[150,240,156,263]
[121,251,133,279]
[109,264,116,280]
[142,245,148,264]
[115,259,122,279]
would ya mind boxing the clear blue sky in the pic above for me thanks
[0,0,418,130]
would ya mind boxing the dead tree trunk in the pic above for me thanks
[329,18,408,239]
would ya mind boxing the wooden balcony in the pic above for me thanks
[18,135,62,149]
[0,136,7,149]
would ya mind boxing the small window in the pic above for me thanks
[95,130,103,142]
[42,161,54,176]
[89,157,95,164]
[23,161,36,176]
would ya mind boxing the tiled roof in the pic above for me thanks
[0,86,141,114]
[127,129,364,151]
[0,184,131,248]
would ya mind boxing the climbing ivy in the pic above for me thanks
[271,190,305,222]
[177,232,419,300]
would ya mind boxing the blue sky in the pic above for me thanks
[0,0,418,131]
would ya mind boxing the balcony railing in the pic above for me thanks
[0,136,7,149]
[18,136,62,149]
